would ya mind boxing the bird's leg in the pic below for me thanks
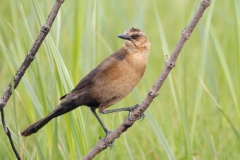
[91,107,110,134]
[99,104,145,121]
[90,107,114,148]
[99,104,139,114]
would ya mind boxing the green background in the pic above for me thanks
[0,0,239,159]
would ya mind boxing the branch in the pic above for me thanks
[0,0,64,159]
[0,0,64,110]
[1,108,21,160]
[82,0,211,159]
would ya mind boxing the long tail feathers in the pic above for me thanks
[21,103,78,137]
[21,113,55,136]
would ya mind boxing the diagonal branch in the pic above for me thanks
[0,0,64,110]
[82,0,211,159]
[0,0,64,159]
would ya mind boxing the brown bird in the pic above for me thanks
[21,27,151,138]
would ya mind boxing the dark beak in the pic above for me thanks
[117,33,131,40]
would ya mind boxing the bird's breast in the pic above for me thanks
[90,51,148,107]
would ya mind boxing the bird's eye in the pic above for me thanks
[132,34,141,39]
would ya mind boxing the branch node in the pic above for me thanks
[166,61,175,68]
[148,89,159,98]
[41,25,50,33]
[123,123,132,131]
[181,28,190,40]
[100,139,108,149]
[0,102,5,110]
[202,0,211,7]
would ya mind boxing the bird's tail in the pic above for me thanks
[21,102,78,137]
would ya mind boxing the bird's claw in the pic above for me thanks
[138,113,145,121]
[103,131,115,149]
[127,104,145,121]
[128,113,145,121]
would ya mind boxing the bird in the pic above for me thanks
[21,27,151,139]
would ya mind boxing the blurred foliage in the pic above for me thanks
[0,0,239,159]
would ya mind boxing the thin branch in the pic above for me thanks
[0,0,64,110]
[1,108,21,160]
[82,0,211,159]
[0,0,64,159]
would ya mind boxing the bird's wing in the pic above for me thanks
[60,47,128,100]
[72,68,99,92]
[59,65,100,100]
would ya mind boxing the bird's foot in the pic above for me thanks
[127,104,145,121]
[102,130,114,149]
[128,113,145,121]
[127,104,139,112]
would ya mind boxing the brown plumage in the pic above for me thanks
[21,27,151,137]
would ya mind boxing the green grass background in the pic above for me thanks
[0,0,239,159]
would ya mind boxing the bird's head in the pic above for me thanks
[118,27,150,51]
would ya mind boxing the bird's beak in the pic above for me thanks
[117,33,131,40]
